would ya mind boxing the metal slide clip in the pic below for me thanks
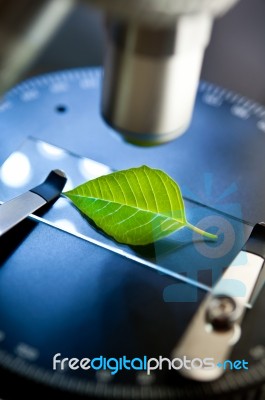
[172,223,265,381]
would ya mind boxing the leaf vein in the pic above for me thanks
[143,169,158,211]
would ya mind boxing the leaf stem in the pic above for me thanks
[186,222,218,240]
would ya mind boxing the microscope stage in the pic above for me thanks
[0,68,264,399]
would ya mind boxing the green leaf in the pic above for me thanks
[64,166,218,245]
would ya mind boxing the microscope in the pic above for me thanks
[0,0,239,145]
[2,1,265,399]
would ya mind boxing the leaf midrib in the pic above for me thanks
[66,194,186,225]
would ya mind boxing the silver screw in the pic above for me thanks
[206,295,242,331]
